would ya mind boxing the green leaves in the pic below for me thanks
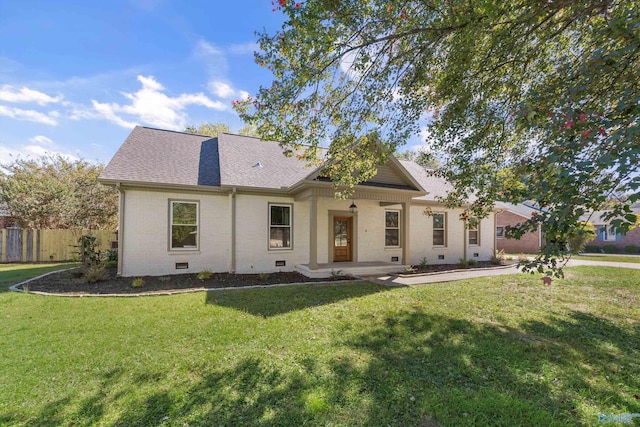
[0,155,117,229]
[238,0,639,275]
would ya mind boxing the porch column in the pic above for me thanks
[309,195,318,270]
[402,200,411,265]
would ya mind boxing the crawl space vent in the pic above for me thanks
[175,262,189,270]
[391,256,399,262]
[438,255,445,260]
[473,253,479,258]
[275,260,286,267]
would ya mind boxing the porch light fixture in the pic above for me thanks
[349,200,358,213]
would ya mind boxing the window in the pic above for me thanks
[433,213,446,246]
[170,201,198,250]
[601,225,617,241]
[269,204,292,249]
[385,210,400,247]
[496,226,504,239]
[468,217,480,245]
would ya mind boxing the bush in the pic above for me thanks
[517,253,529,263]
[624,245,640,254]
[602,244,618,254]
[584,245,601,253]
[458,258,468,268]
[467,259,478,267]
[418,257,428,268]
[490,250,505,265]
[131,278,144,288]
[197,269,212,280]
[84,264,106,284]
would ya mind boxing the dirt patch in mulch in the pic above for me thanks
[19,268,355,295]
[407,261,513,275]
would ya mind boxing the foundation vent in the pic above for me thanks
[175,262,189,269]
[438,255,445,260]
[275,260,286,267]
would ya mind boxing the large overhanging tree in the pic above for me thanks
[236,0,639,275]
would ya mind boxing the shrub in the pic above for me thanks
[197,269,212,280]
[602,244,618,254]
[104,260,117,268]
[418,257,428,268]
[131,278,144,288]
[567,221,596,253]
[624,245,639,254]
[76,234,102,266]
[517,253,529,263]
[458,258,468,268]
[584,245,601,253]
[490,250,505,265]
[468,259,478,267]
[259,273,270,281]
[84,264,106,284]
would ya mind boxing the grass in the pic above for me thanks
[1,265,639,426]
[571,254,640,264]
[0,262,77,291]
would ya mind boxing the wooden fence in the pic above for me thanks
[0,229,116,263]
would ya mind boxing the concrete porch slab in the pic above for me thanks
[296,261,409,278]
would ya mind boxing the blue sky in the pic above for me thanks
[0,0,425,165]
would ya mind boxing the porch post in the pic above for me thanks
[402,200,411,265]
[309,195,318,270]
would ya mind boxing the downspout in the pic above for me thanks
[230,187,237,273]
[463,217,467,261]
[116,183,125,277]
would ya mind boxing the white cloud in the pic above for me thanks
[228,42,258,55]
[29,135,53,145]
[0,104,58,125]
[207,80,249,100]
[91,75,227,130]
[0,85,63,105]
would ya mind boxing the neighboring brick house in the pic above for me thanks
[494,202,544,254]
[0,203,16,228]
[581,208,640,252]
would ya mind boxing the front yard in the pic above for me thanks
[1,265,639,426]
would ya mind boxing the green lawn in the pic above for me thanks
[571,254,640,263]
[1,266,639,426]
[0,263,77,291]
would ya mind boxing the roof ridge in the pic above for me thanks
[138,125,216,139]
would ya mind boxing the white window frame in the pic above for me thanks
[602,225,617,242]
[385,210,401,248]
[169,200,199,251]
[269,203,293,250]
[432,213,447,247]
[468,217,480,246]
[496,226,504,239]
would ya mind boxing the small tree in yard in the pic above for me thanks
[568,222,596,253]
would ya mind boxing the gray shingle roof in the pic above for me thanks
[399,159,464,202]
[100,126,220,187]
[217,132,317,189]
[101,127,446,197]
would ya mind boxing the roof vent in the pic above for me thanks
[253,162,263,168]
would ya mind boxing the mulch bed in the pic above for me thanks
[19,267,355,295]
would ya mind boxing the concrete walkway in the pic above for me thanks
[368,259,640,286]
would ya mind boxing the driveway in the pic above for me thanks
[369,259,640,286]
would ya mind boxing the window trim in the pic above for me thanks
[468,217,480,246]
[169,200,199,251]
[602,225,617,242]
[496,226,504,239]
[432,212,447,247]
[268,203,293,250]
[384,210,401,248]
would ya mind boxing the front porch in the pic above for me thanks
[296,261,409,278]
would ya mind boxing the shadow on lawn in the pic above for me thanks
[205,281,387,317]
[3,310,638,426]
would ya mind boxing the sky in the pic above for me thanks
[0,0,426,166]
